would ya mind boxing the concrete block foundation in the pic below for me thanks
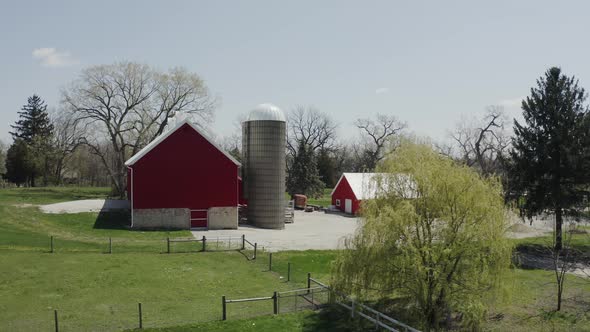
[208,207,238,230]
[132,208,190,230]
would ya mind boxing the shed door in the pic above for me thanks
[345,199,353,214]
[190,209,208,228]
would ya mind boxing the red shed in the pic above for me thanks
[331,173,383,215]
[125,118,241,230]
[331,173,416,215]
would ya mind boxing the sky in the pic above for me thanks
[1,0,590,145]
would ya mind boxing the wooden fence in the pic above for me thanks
[221,273,420,332]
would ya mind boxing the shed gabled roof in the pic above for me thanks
[331,172,416,200]
[125,118,241,167]
[331,173,385,200]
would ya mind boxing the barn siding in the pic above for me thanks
[331,176,361,214]
[130,123,238,212]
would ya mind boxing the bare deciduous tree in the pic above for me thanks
[0,139,6,176]
[287,106,337,156]
[354,114,407,170]
[448,105,509,176]
[50,108,85,184]
[62,62,217,197]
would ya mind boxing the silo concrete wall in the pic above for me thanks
[242,120,286,229]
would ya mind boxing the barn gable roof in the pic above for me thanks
[124,118,241,167]
[331,173,416,200]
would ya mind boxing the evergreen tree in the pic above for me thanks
[9,95,55,186]
[508,67,590,251]
[286,141,325,198]
[10,95,54,143]
[5,139,35,186]
[317,149,338,188]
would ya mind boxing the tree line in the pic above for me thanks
[2,64,589,250]
[1,62,216,195]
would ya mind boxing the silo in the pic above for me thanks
[242,103,286,229]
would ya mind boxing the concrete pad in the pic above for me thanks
[192,210,361,251]
[39,199,130,214]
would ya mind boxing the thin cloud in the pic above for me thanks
[375,87,389,95]
[498,96,526,108]
[32,48,79,67]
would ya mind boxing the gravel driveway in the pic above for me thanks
[39,199,130,214]
[192,210,361,251]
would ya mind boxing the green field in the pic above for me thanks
[306,188,332,207]
[1,187,589,331]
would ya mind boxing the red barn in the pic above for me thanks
[125,118,241,230]
[330,173,384,215]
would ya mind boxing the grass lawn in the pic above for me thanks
[0,187,191,253]
[307,188,332,207]
[138,307,377,332]
[512,232,590,253]
[245,251,590,331]
[0,187,293,331]
[0,186,112,205]
[0,251,297,331]
[1,187,590,331]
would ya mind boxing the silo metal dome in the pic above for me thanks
[242,103,287,229]
[247,103,286,122]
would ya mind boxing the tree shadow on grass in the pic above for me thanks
[93,210,131,230]
[300,306,365,332]
[300,305,405,332]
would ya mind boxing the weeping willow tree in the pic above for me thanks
[332,143,512,331]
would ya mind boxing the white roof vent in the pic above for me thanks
[247,103,286,122]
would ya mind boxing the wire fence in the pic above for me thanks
[277,286,330,314]
[220,275,420,332]
[2,235,420,331]
[1,234,251,255]
[2,300,222,332]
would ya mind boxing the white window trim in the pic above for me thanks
[335,199,341,207]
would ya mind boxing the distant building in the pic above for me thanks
[125,118,241,230]
[331,172,415,214]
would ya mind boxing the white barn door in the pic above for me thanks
[345,199,352,214]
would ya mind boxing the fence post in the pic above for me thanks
[254,243,257,260]
[166,237,170,254]
[138,302,143,329]
[222,296,227,321]
[269,253,272,271]
[241,234,245,250]
[273,291,278,315]
[54,309,58,332]
[202,236,207,252]
[287,262,291,282]
[50,236,54,253]
[109,237,112,254]
[307,272,311,294]
[351,299,356,318]
[375,311,380,329]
